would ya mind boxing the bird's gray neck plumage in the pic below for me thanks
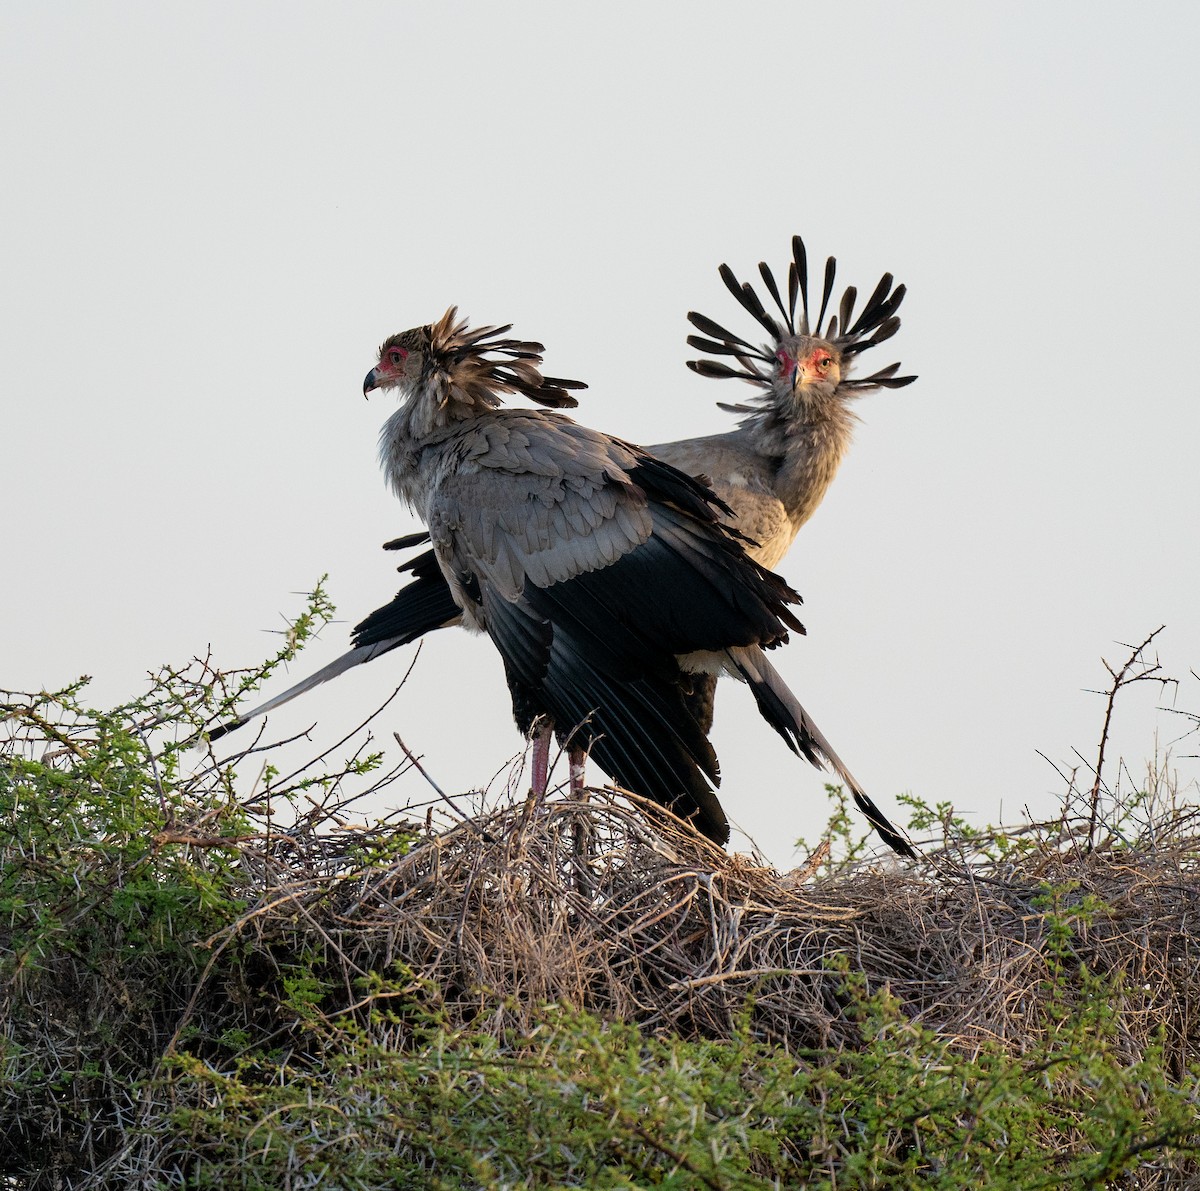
[377,381,459,514]
[739,395,859,528]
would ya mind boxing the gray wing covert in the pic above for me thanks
[425,413,655,602]
[651,434,789,567]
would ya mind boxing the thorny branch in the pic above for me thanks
[1086,626,1176,851]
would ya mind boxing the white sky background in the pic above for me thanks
[3,2,1198,866]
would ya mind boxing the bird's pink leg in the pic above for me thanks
[569,745,593,895]
[531,721,552,798]
[569,747,587,795]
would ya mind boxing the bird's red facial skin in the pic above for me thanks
[775,348,797,378]
[798,348,836,386]
[370,345,410,385]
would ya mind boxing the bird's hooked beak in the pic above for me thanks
[364,351,410,397]
[796,357,823,388]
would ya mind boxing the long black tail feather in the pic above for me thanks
[725,646,916,859]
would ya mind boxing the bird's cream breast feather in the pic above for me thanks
[651,434,790,566]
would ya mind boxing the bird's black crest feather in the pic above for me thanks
[423,308,588,410]
[687,236,915,395]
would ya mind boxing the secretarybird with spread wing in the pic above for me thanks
[328,306,909,854]
[211,235,914,741]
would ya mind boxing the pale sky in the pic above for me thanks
[4,2,1198,866]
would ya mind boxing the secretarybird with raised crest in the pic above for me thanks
[653,233,914,730]
[208,239,915,855]
[212,236,913,735]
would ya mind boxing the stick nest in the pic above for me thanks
[244,788,1200,1067]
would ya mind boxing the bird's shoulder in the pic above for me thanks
[650,431,779,492]
[649,432,789,564]
[426,411,655,597]
[443,409,632,480]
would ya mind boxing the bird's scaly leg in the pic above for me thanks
[568,745,594,896]
[530,719,553,800]
[568,748,587,794]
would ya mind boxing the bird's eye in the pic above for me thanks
[387,348,408,367]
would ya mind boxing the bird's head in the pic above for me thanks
[685,234,915,421]
[774,336,843,404]
[363,307,586,419]
[364,327,429,397]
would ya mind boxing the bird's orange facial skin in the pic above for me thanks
[798,347,838,387]
[776,345,839,388]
